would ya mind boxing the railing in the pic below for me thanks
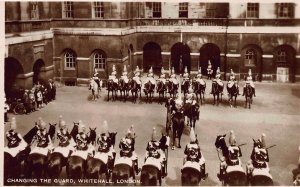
[5,18,300,34]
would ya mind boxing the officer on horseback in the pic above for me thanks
[133,66,142,86]
[4,117,28,158]
[243,69,256,97]
[207,60,213,80]
[121,65,129,84]
[110,65,118,84]
[182,66,190,85]
[119,126,140,174]
[183,127,208,179]
[211,67,224,94]
[247,133,270,179]
[218,130,242,180]
[228,69,240,94]
[145,127,167,178]
[96,120,116,172]
[147,66,156,85]
[169,67,179,86]
[195,68,205,86]
[158,67,167,84]
[92,69,101,88]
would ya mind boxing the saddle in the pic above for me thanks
[182,161,201,172]
[252,167,272,179]
[144,156,162,171]
[226,164,245,174]
[93,152,109,164]
[71,150,91,160]
[114,156,132,167]
[53,146,71,158]
[30,146,49,157]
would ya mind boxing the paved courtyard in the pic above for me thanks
[4,80,300,186]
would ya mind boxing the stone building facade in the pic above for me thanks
[5,1,300,97]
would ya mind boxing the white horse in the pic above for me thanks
[89,78,100,100]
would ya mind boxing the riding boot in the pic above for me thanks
[133,159,140,174]
[201,163,208,180]
[253,88,256,97]
[161,163,166,178]
[242,87,245,96]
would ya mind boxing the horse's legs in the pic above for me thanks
[172,129,176,149]
[234,96,237,108]
[213,95,216,105]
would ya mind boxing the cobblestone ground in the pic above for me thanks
[4,80,300,186]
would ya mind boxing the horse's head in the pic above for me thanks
[109,132,117,147]
[88,127,97,144]
[48,123,57,140]
[215,134,227,149]
[157,81,165,92]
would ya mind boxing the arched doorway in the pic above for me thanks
[5,57,24,98]
[143,42,162,75]
[273,45,296,83]
[33,59,45,84]
[199,43,221,77]
[171,42,191,74]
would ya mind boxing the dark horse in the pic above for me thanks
[144,81,155,103]
[128,79,141,103]
[86,132,117,180]
[227,82,239,108]
[181,167,202,186]
[119,79,129,102]
[181,80,190,95]
[214,134,247,186]
[107,79,118,101]
[165,98,175,135]
[211,81,223,106]
[183,103,200,129]
[47,123,79,178]
[141,134,169,186]
[166,80,178,99]
[156,80,166,104]
[193,80,206,105]
[244,84,254,109]
[170,111,185,150]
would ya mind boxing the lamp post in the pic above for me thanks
[223,15,229,81]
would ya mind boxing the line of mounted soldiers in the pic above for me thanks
[4,79,56,120]
[92,61,256,105]
[4,116,276,185]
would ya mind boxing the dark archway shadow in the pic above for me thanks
[171,42,191,74]
[5,57,24,99]
[199,43,221,77]
[143,42,162,75]
[33,59,45,84]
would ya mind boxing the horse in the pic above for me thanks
[88,127,97,146]
[181,166,202,186]
[86,132,117,180]
[119,78,129,102]
[170,111,185,150]
[70,122,79,141]
[165,98,175,135]
[141,164,162,186]
[183,103,200,129]
[156,80,166,104]
[244,84,254,109]
[107,79,118,101]
[214,134,247,186]
[193,80,206,105]
[166,80,178,99]
[128,79,141,103]
[47,151,69,179]
[227,82,239,108]
[181,80,190,95]
[144,81,155,103]
[89,78,99,101]
[25,147,50,178]
[67,155,87,179]
[211,81,223,106]
[48,123,56,140]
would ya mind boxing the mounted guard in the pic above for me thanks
[195,68,205,86]
[243,69,256,97]
[144,127,167,178]
[109,65,119,84]
[246,133,273,184]
[147,66,156,85]
[121,65,129,84]
[133,66,142,86]
[4,117,28,158]
[169,67,179,86]
[207,60,213,80]
[158,67,167,84]
[183,128,208,180]
[92,69,101,88]
[182,66,190,85]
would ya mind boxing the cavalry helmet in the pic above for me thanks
[151,127,158,142]
[260,133,266,148]
[229,130,237,146]
[190,127,197,143]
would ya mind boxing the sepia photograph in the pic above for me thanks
[2,0,300,186]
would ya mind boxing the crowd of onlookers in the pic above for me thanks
[4,79,56,122]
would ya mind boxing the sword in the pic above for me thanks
[266,144,276,150]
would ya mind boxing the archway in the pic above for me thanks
[199,43,221,77]
[171,42,191,74]
[33,59,45,84]
[5,57,24,98]
[143,42,162,75]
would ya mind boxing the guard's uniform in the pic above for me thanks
[4,129,27,157]
[195,71,205,85]
[53,128,75,158]
[133,66,142,85]
[207,62,213,79]
[119,135,140,174]
[30,128,53,156]
[158,68,167,84]
[147,67,156,85]
[170,73,179,85]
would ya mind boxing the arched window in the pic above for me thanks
[64,52,76,69]
[244,49,256,67]
[277,50,288,67]
[94,52,106,70]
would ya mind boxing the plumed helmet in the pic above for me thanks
[135,66,140,72]
[151,127,158,142]
[184,66,188,73]
[102,120,109,135]
[208,60,212,66]
[229,130,236,146]
[58,115,63,126]
[230,69,234,75]
[217,67,221,74]
[123,65,127,72]
[198,67,202,74]
[78,120,86,133]
[10,117,17,130]
[112,65,116,72]
[39,120,47,130]
[37,117,43,127]
[149,67,153,73]
[172,67,175,74]
[161,67,165,74]
[190,127,196,143]
[59,120,66,129]
[260,133,266,148]
[248,69,252,76]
